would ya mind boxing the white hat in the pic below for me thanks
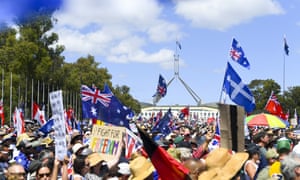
[72,143,87,154]
[118,162,131,175]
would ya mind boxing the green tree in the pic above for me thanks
[248,79,281,113]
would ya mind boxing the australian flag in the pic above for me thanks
[81,84,133,129]
[223,62,256,113]
[81,85,112,119]
[151,109,172,136]
[230,38,250,69]
[153,74,167,104]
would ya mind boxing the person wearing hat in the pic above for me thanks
[198,147,249,180]
[117,162,131,180]
[129,155,155,180]
[256,148,280,180]
[277,137,291,161]
[13,133,35,172]
[86,141,123,179]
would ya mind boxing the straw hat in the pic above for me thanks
[198,148,248,180]
[205,147,231,169]
[16,133,33,147]
[129,156,155,180]
[87,152,105,167]
[214,152,249,179]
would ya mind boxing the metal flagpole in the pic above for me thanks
[31,79,34,120]
[9,72,12,126]
[1,69,3,100]
[283,52,286,97]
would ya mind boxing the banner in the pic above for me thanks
[89,125,125,161]
[49,90,67,161]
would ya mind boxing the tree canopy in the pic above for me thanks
[0,13,141,123]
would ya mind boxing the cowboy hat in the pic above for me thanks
[198,147,248,180]
[87,152,105,167]
[129,156,155,180]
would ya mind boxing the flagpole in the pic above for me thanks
[9,72,12,127]
[1,69,3,127]
[1,69,3,100]
[283,52,286,97]
[31,79,34,120]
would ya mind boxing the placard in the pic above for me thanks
[89,125,125,161]
[49,90,67,161]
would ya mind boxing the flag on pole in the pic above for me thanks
[284,36,289,56]
[179,106,189,120]
[222,62,256,113]
[229,38,250,69]
[39,118,54,135]
[151,108,172,136]
[32,102,46,126]
[265,91,288,120]
[0,99,4,127]
[176,40,182,50]
[153,74,167,104]
[125,128,143,159]
[13,107,25,136]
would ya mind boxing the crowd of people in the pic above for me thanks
[0,119,300,180]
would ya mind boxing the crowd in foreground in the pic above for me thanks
[1,120,300,180]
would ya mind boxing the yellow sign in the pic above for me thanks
[89,125,125,161]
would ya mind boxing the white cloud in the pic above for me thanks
[53,0,181,68]
[174,0,284,31]
[53,0,284,69]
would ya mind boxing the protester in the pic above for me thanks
[244,144,260,180]
[129,155,155,180]
[6,163,26,180]
[256,148,279,180]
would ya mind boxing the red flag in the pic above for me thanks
[138,127,190,180]
[0,99,4,127]
[32,102,46,125]
[265,91,287,120]
[179,106,189,120]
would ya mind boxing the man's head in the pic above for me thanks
[6,164,26,180]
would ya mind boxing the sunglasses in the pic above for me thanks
[38,173,50,178]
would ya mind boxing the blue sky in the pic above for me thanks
[2,0,300,106]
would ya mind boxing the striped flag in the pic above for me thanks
[13,107,25,136]
[125,128,143,159]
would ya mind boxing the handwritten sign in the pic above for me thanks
[49,90,67,161]
[89,125,125,161]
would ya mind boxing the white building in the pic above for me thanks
[138,103,219,123]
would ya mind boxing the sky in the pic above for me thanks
[2,0,300,107]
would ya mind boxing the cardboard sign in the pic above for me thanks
[89,125,125,161]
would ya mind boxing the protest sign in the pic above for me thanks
[89,124,125,161]
[49,90,67,161]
